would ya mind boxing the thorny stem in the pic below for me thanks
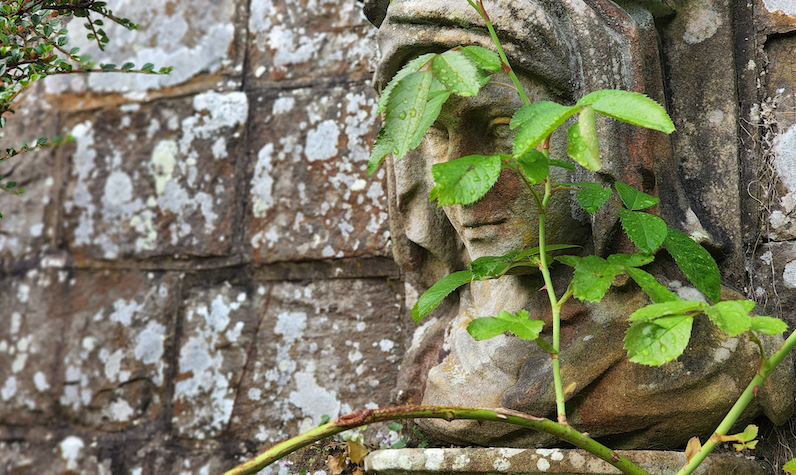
[676,328,796,475]
[224,405,650,475]
[470,0,530,106]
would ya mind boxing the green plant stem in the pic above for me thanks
[676,328,796,475]
[224,405,650,475]
[473,0,530,106]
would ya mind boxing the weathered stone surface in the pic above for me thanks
[364,448,765,475]
[227,278,402,443]
[45,0,246,96]
[0,269,67,425]
[61,91,248,261]
[59,270,178,430]
[247,0,377,85]
[0,84,60,263]
[247,84,389,263]
[172,281,259,440]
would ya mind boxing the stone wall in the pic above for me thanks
[0,1,401,473]
[1,0,796,474]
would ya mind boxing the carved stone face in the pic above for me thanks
[421,73,587,261]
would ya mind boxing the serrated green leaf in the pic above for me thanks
[619,209,667,254]
[750,316,788,335]
[378,53,435,114]
[627,267,680,303]
[470,250,518,280]
[511,101,579,156]
[375,69,434,164]
[429,154,502,206]
[627,300,704,322]
[591,90,675,134]
[517,244,580,260]
[572,182,612,213]
[615,181,659,210]
[367,128,393,176]
[412,270,473,322]
[556,255,581,267]
[572,255,625,302]
[461,45,501,71]
[567,106,600,171]
[576,89,624,106]
[704,300,754,337]
[408,78,450,150]
[624,314,693,366]
[664,227,721,303]
[431,50,482,96]
[515,148,548,184]
[467,310,544,341]
[548,159,576,171]
[607,253,654,268]
[627,298,708,322]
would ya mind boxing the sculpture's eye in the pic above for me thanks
[488,117,513,153]
[424,124,450,164]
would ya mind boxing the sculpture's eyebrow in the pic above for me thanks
[376,0,573,99]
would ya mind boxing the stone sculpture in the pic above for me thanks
[363,0,795,449]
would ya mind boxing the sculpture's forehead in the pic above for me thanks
[377,0,576,98]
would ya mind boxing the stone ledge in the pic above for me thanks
[363,448,764,475]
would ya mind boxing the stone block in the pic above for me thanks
[61,91,248,261]
[57,271,178,430]
[247,84,389,263]
[752,242,796,325]
[172,281,260,440]
[44,0,246,96]
[0,436,111,475]
[247,0,376,84]
[0,269,67,425]
[0,84,60,263]
[227,278,402,443]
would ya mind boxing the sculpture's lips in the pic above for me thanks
[462,218,508,229]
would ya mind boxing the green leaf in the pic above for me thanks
[388,422,403,431]
[664,227,721,303]
[591,90,675,134]
[577,89,623,106]
[429,154,502,206]
[35,137,47,146]
[572,255,625,302]
[515,149,548,184]
[121,62,134,70]
[142,62,154,72]
[380,69,434,162]
[368,128,392,175]
[467,310,544,341]
[624,314,693,366]
[782,458,796,474]
[517,244,580,260]
[627,267,680,303]
[571,182,612,213]
[408,78,450,150]
[461,45,501,71]
[412,270,473,322]
[607,253,654,268]
[615,181,659,210]
[377,53,435,114]
[432,50,483,96]
[618,209,667,254]
[750,316,788,335]
[100,63,116,71]
[556,255,581,267]
[704,300,754,337]
[470,250,518,279]
[567,106,600,171]
[511,101,579,156]
[548,159,575,171]
[627,300,704,322]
